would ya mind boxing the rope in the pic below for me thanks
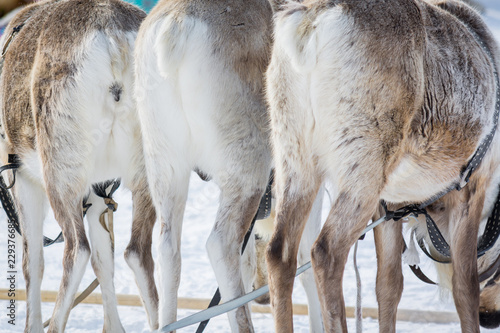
[160,262,312,332]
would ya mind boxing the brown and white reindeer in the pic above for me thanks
[0,0,159,332]
[266,0,500,332]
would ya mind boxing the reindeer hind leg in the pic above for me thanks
[86,189,125,332]
[12,170,48,333]
[266,170,322,333]
[32,85,92,333]
[206,180,266,333]
[124,177,158,330]
[297,186,324,333]
[373,204,404,333]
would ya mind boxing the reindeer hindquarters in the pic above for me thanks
[30,44,97,333]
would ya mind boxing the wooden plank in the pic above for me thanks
[0,288,459,323]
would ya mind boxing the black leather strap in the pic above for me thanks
[409,265,437,285]
[255,171,273,220]
[478,188,500,257]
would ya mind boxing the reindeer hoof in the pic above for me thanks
[480,310,500,328]
[253,292,270,305]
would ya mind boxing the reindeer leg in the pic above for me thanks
[266,172,321,333]
[124,178,158,330]
[450,181,485,333]
[13,172,48,333]
[206,180,265,333]
[31,52,94,333]
[240,224,257,294]
[154,169,190,328]
[86,190,124,332]
[46,192,90,333]
[297,186,324,333]
[311,189,378,333]
[373,205,404,333]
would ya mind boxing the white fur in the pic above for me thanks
[275,7,318,73]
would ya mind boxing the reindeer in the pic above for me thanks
[0,0,159,331]
[265,0,500,332]
[134,0,277,331]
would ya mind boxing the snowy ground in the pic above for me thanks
[2,0,500,332]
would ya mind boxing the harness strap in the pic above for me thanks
[416,238,449,264]
[1,23,25,58]
[0,156,21,235]
[478,188,500,256]
[484,258,500,287]
[458,30,500,190]
[408,223,500,285]
[255,172,273,221]
[409,265,437,285]
[481,254,500,285]
[424,213,451,258]
[0,15,31,75]
[408,252,500,286]
[411,185,500,263]
[99,197,117,242]
[0,154,68,247]
[0,154,64,246]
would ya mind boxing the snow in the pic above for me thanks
[1,0,500,332]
